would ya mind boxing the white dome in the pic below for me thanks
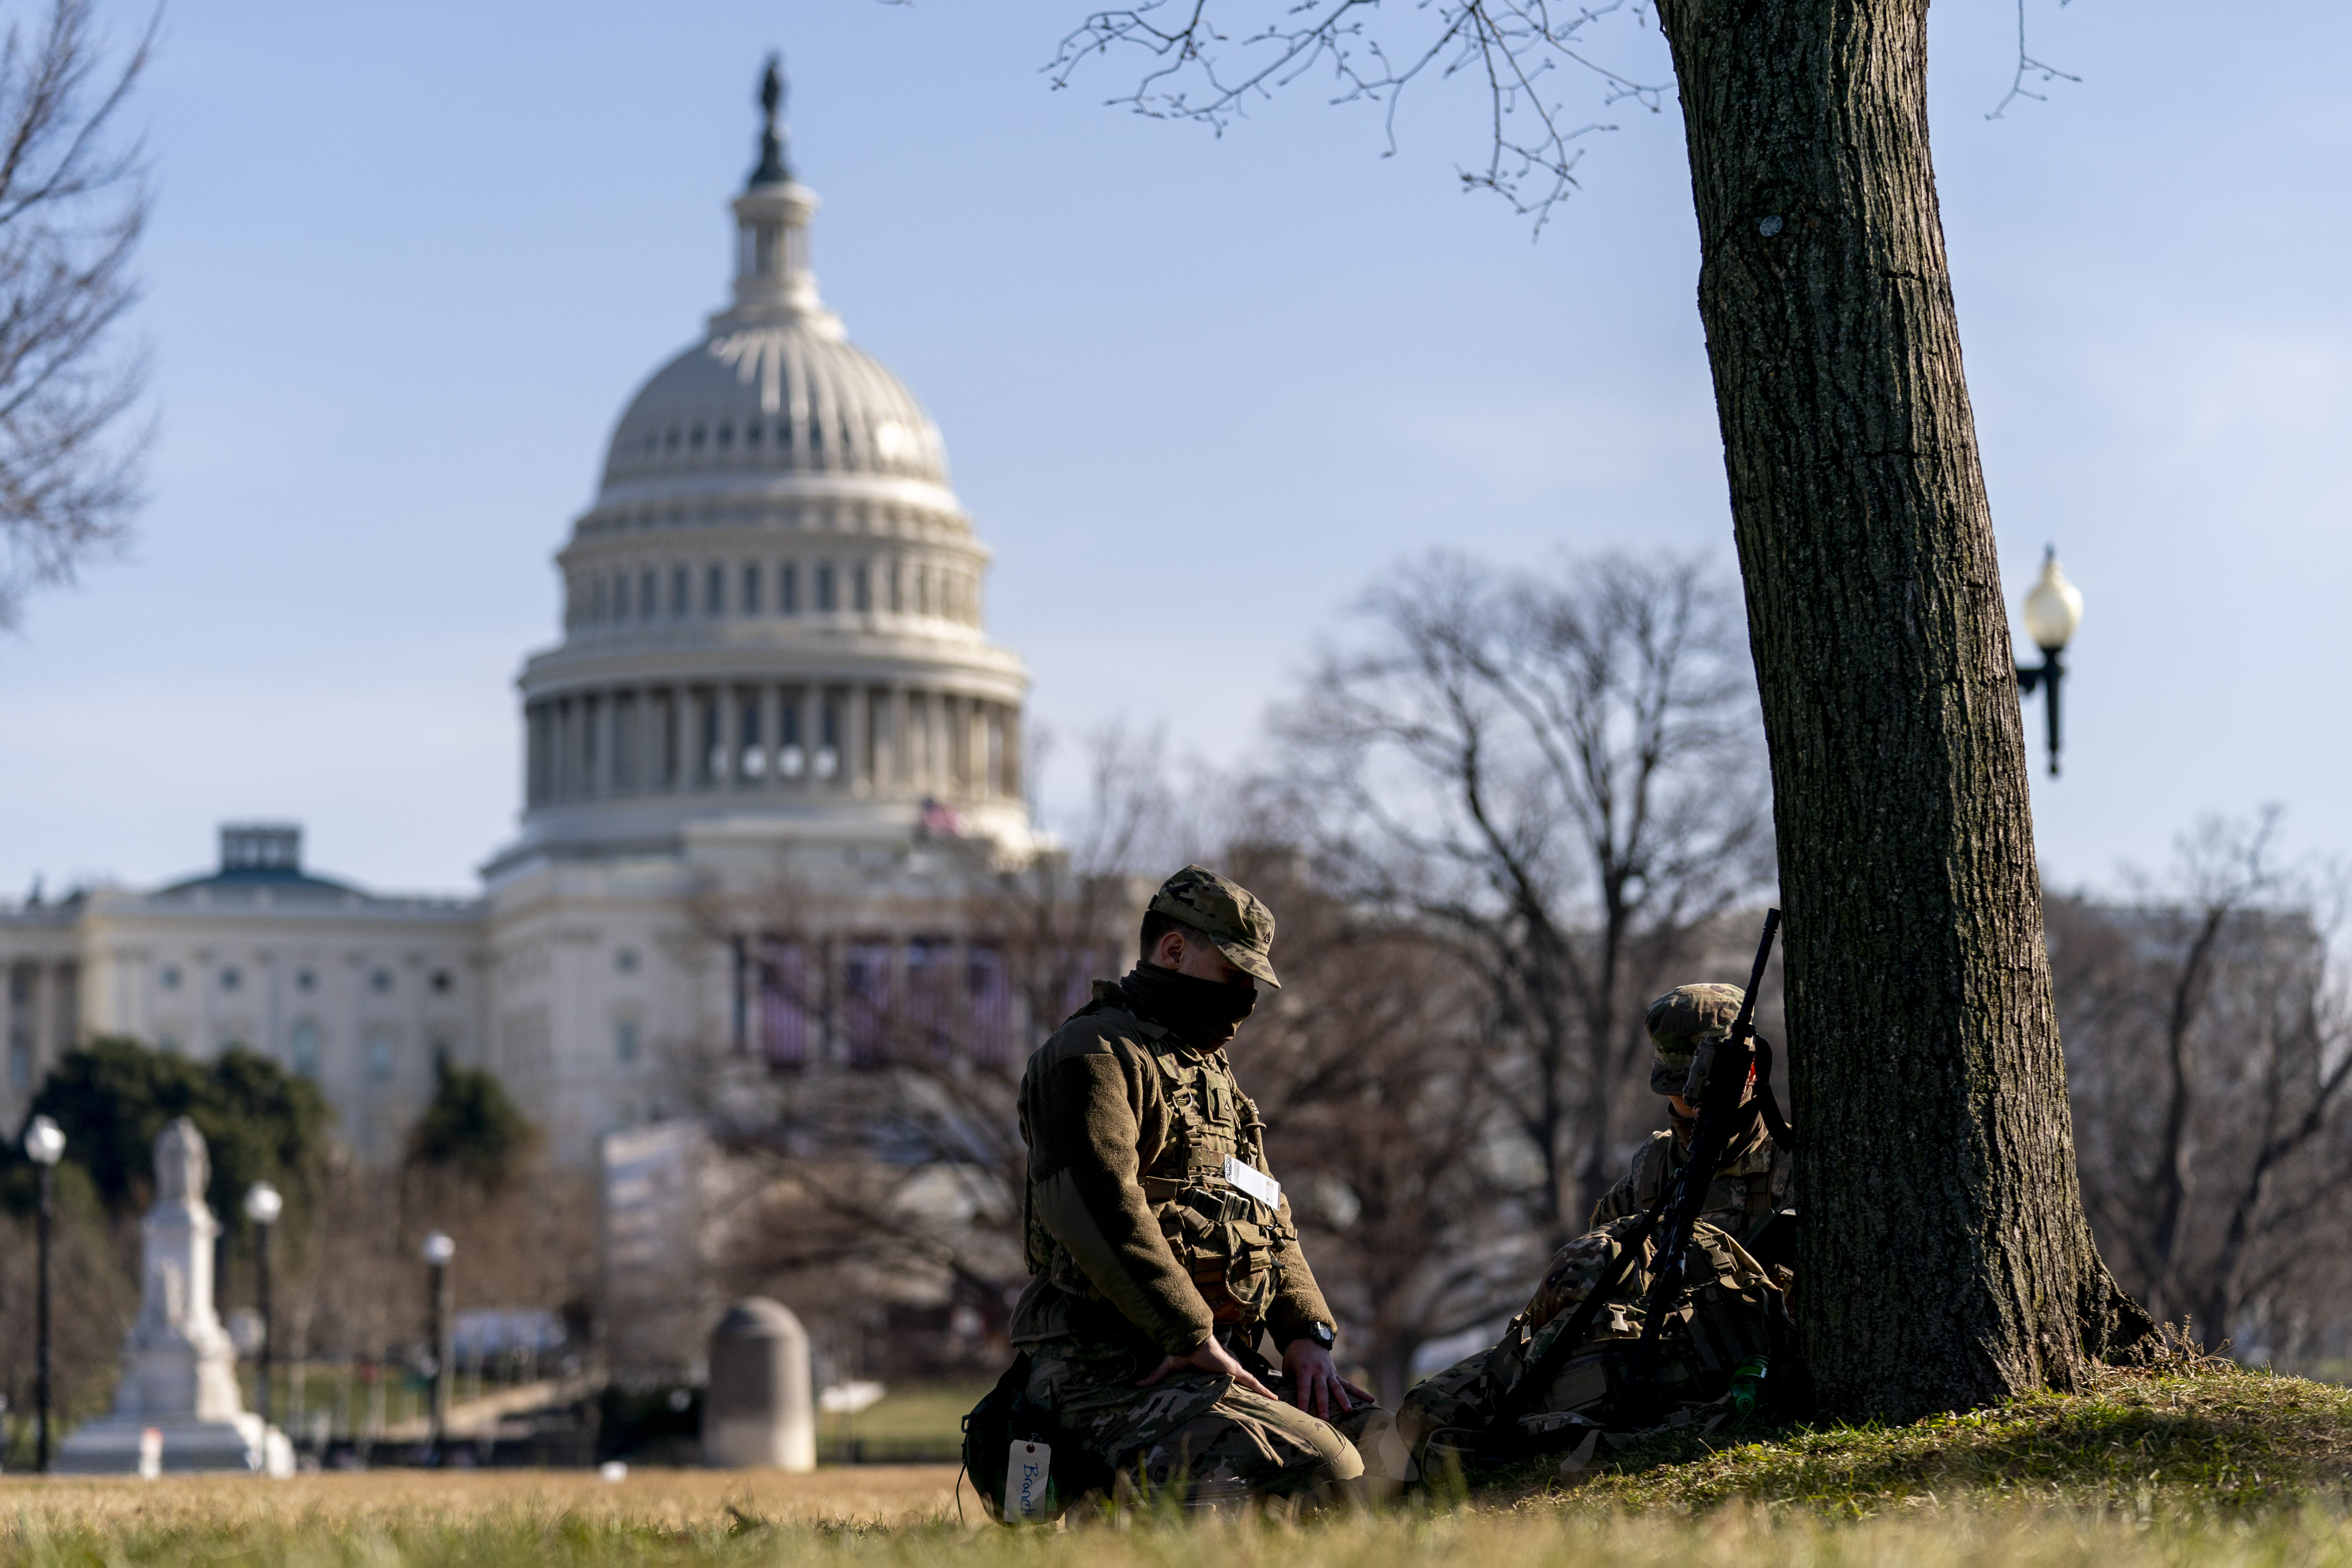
[498,86,1034,875]
[599,318,949,492]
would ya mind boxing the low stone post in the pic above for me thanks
[702,1297,814,1470]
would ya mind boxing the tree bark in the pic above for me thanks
[1654,0,2149,1418]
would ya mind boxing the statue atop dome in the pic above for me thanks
[751,53,791,188]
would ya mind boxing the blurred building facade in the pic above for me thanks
[0,94,1036,1171]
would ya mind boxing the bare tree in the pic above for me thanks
[2051,813,2352,1357]
[1052,0,2146,1418]
[0,0,152,627]
[1271,551,1770,1246]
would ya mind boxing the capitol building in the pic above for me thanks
[0,81,1043,1170]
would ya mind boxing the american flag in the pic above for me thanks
[920,796,964,838]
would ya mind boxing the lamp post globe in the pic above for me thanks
[23,1114,63,1167]
[420,1231,455,1460]
[23,1114,62,1471]
[2023,549,2084,653]
[2015,546,2083,777]
[245,1181,283,1434]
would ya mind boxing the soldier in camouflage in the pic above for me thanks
[1396,1214,1780,1469]
[1591,984,1794,1254]
[1010,865,1408,1510]
[1394,982,1792,1469]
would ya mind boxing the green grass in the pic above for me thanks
[6,1364,2352,1565]
[822,1382,992,1462]
[841,1384,994,1446]
[1507,1362,2352,1517]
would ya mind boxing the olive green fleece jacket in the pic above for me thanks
[1009,990,1334,1356]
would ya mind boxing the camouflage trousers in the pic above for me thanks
[1023,1337,1408,1510]
[1398,1217,1776,1470]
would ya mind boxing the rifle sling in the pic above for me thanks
[1753,1037,1797,1152]
[1621,1039,1756,1405]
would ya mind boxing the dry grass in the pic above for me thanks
[1,1367,2349,1565]
[8,1486,2352,1568]
[0,1464,962,1531]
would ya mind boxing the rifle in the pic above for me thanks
[1489,908,1786,1444]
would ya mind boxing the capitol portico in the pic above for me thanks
[0,69,1043,1169]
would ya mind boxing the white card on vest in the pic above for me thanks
[1005,1440,1053,1520]
[1224,1155,1282,1211]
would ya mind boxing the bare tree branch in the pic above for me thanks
[1988,0,2082,121]
[1048,0,1667,231]
[0,0,154,627]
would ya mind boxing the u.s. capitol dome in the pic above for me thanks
[499,79,1032,869]
[0,70,1051,1196]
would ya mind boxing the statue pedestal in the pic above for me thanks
[53,1412,292,1476]
[55,1116,292,1476]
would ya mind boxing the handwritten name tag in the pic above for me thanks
[1224,1155,1282,1211]
[1006,1440,1052,1520]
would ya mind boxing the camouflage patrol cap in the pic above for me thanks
[1149,864,1281,988]
[1645,983,1745,1096]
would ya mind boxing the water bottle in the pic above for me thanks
[1728,1355,1769,1417]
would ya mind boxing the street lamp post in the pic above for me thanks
[244,1181,283,1434]
[23,1114,65,1472]
[421,1231,455,1463]
[2016,547,2085,777]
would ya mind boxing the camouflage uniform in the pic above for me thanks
[1020,1340,1401,1509]
[1396,981,1792,1467]
[1397,1215,1779,1467]
[1590,1127,1791,1243]
[1009,866,1402,1508]
[1593,981,1795,1253]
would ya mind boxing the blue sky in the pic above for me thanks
[1,1,2345,899]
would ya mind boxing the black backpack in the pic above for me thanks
[960,1354,1116,1524]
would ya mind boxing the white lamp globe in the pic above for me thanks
[421,1231,456,1266]
[22,1114,63,1167]
[244,1181,283,1225]
[2022,549,2084,653]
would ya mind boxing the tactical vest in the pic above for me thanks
[1034,983,1297,1327]
[1487,1219,1781,1451]
[1613,1129,1786,1240]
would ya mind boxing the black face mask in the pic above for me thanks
[1124,962,1258,1048]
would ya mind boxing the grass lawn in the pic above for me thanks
[1520,1358,2352,1515]
[7,1364,2352,1564]
[819,1383,994,1463]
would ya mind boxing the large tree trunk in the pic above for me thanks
[1654,0,2150,1419]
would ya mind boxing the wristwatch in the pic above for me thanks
[1297,1321,1336,1353]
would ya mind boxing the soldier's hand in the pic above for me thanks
[1137,1337,1277,1402]
[1281,1340,1371,1421]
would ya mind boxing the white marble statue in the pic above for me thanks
[56,1117,292,1474]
